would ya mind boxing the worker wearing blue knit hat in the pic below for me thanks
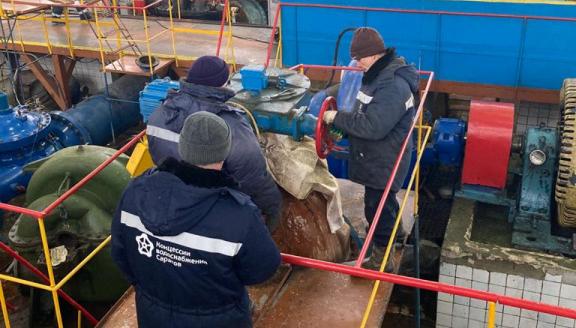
[147,55,283,232]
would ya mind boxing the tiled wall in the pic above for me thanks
[437,263,576,328]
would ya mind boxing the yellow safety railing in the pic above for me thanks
[0,0,237,75]
[0,131,145,328]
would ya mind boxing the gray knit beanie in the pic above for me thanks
[178,112,231,166]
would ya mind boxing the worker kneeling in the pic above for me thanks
[111,112,281,328]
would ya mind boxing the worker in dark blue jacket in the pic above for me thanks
[111,111,281,328]
[323,27,419,271]
[147,56,282,231]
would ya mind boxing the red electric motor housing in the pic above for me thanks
[461,100,515,189]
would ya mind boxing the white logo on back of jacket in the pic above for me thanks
[136,233,154,258]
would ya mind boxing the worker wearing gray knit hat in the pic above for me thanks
[323,26,419,272]
[112,111,280,328]
[179,111,232,167]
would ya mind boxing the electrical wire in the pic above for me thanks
[227,101,260,139]
[323,27,357,89]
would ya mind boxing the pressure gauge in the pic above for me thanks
[529,149,546,166]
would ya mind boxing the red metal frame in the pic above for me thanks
[0,130,144,323]
[215,0,229,57]
[0,64,574,323]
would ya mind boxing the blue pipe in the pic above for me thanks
[1,77,143,205]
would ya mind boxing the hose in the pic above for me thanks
[227,101,260,139]
[323,27,357,89]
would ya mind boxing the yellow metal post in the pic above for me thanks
[8,0,25,52]
[0,281,11,328]
[274,16,282,68]
[142,9,155,76]
[93,8,107,71]
[167,0,179,66]
[487,302,496,328]
[176,0,181,20]
[111,0,123,58]
[414,94,423,213]
[77,310,82,328]
[40,11,53,54]
[55,236,111,290]
[63,6,75,58]
[38,218,64,328]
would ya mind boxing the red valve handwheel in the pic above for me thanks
[315,96,338,159]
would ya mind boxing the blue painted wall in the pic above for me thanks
[280,0,576,90]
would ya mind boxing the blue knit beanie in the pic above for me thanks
[186,56,230,87]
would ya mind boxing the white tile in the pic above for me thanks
[556,316,575,328]
[452,316,468,328]
[506,287,523,298]
[473,268,489,283]
[491,272,507,286]
[454,295,470,306]
[521,309,538,320]
[456,265,473,280]
[440,262,456,277]
[540,294,559,306]
[468,319,484,328]
[502,314,520,327]
[542,281,561,297]
[470,307,486,322]
[538,312,557,324]
[504,304,521,316]
[472,281,488,292]
[560,284,576,300]
[489,284,506,294]
[536,321,555,328]
[525,278,543,294]
[545,273,562,282]
[440,274,455,285]
[471,298,487,310]
[523,290,541,302]
[437,300,453,315]
[507,275,525,290]
[436,313,452,327]
[453,303,470,318]
[559,298,576,309]
[519,317,537,328]
[455,278,471,288]
[438,292,454,303]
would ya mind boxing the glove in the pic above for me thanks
[322,111,337,125]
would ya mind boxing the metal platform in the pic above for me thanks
[0,16,272,65]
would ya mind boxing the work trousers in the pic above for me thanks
[364,187,400,248]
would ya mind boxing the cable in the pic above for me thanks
[323,27,357,89]
[227,101,260,139]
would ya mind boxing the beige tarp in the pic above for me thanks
[261,134,345,233]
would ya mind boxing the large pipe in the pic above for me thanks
[0,75,145,204]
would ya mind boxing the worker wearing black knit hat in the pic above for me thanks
[147,56,283,232]
[112,111,280,328]
[324,27,419,272]
[186,55,230,87]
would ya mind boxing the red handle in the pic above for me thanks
[315,96,338,158]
